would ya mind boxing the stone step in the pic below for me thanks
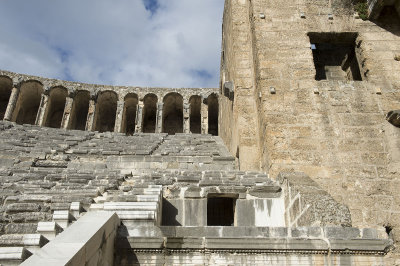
[0,247,32,265]
[0,234,49,254]
[37,222,63,241]
[52,210,75,229]
[103,202,158,211]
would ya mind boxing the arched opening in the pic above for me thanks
[163,93,183,135]
[143,94,157,133]
[189,95,201,134]
[122,93,138,135]
[12,81,43,125]
[69,90,90,130]
[94,91,118,132]
[0,76,12,120]
[208,94,218,136]
[44,87,68,128]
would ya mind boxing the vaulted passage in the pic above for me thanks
[143,94,157,133]
[373,5,400,33]
[122,93,138,135]
[163,93,183,135]
[12,81,43,125]
[207,197,235,226]
[94,91,117,132]
[190,96,201,134]
[208,94,218,136]
[0,77,12,120]
[69,90,89,130]
[44,87,68,128]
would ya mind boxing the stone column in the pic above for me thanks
[201,97,208,134]
[35,89,50,126]
[135,101,143,133]
[155,102,163,133]
[61,93,74,129]
[3,86,19,121]
[114,99,124,133]
[85,94,97,131]
[183,101,190,133]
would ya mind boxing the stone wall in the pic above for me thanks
[219,0,261,171]
[222,0,400,263]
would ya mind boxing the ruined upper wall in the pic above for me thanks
[0,69,220,136]
[0,70,219,101]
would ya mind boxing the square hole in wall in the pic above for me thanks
[308,32,362,81]
[207,196,236,226]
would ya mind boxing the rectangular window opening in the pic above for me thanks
[308,32,362,81]
[207,196,236,226]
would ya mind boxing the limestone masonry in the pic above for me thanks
[0,0,399,265]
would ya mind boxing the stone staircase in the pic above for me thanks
[0,121,389,265]
[0,121,239,264]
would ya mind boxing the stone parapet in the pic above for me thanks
[21,211,120,266]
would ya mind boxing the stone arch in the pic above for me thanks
[143,94,158,133]
[189,95,201,134]
[94,91,118,132]
[43,86,68,128]
[69,90,90,130]
[12,80,43,125]
[163,92,183,135]
[0,76,12,120]
[208,93,218,136]
[122,93,138,135]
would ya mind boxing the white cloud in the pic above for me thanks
[0,0,224,88]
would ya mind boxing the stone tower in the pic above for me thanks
[0,0,398,265]
[219,0,400,264]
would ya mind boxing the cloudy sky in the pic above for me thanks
[0,0,224,88]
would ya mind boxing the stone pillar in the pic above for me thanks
[183,101,190,133]
[85,94,97,131]
[35,90,50,126]
[3,86,19,121]
[61,93,74,129]
[135,101,143,133]
[114,99,124,133]
[155,102,163,133]
[201,97,208,134]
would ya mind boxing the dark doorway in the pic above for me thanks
[0,77,12,120]
[208,94,219,136]
[308,32,362,81]
[207,197,235,226]
[143,94,157,133]
[69,90,89,130]
[122,94,138,135]
[94,91,118,132]
[12,81,43,125]
[44,87,67,128]
[189,95,201,134]
[162,93,183,135]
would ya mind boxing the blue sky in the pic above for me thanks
[0,0,224,88]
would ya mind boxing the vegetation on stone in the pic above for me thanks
[354,0,369,20]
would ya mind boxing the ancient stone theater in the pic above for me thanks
[0,0,398,265]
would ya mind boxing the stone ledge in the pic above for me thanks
[117,237,393,255]
[119,236,392,255]
[126,226,386,240]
